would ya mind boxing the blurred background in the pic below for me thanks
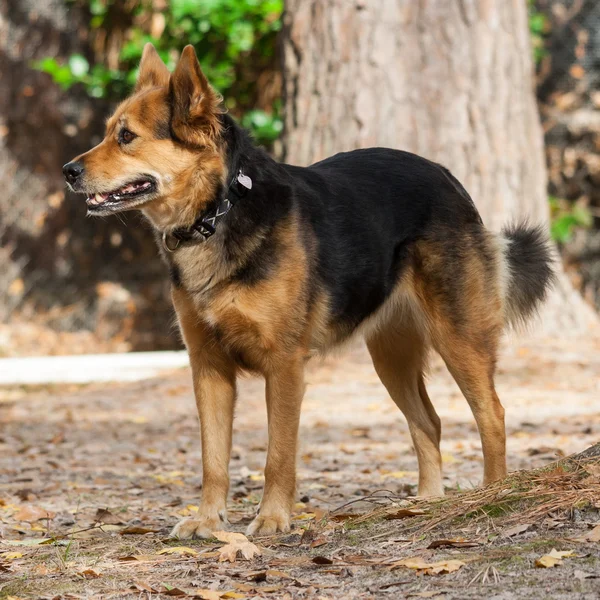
[0,0,599,358]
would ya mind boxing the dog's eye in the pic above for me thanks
[119,128,137,145]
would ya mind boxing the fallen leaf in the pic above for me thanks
[14,505,54,522]
[535,548,577,568]
[158,546,199,557]
[94,508,124,525]
[2,552,23,560]
[391,557,465,575]
[427,538,478,549]
[385,508,426,520]
[535,554,561,568]
[119,525,159,535]
[266,569,295,579]
[310,537,329,548]
[2,538,66,547]
[502,523,532,538]
[571,524,600,543]
[78,569,100,579]
[312,556,333,565]
[549,549,576,558]
[119,553,170,562]
[33,564,49,575]
[329,513,360,522]
[213,531,261,562]
[193,591,241,600]
[194,592,221,600]
[587,524,600,542]
[293,512,316,521]
[160,585,187,597]
[132,581,159,593]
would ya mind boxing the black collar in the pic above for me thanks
[162,170,252,253]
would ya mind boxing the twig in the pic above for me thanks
[48,523,106,541]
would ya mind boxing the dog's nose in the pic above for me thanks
[62,161,84,185]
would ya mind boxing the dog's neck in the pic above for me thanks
[147,114,292,292]
[160,169,252,252]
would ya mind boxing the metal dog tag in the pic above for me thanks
[237,172,253,190]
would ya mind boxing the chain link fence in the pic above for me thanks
[0,0,174,357]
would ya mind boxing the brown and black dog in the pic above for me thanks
[63,44,554,538]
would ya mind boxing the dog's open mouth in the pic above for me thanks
[86,177,157,212]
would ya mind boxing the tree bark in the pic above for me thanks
[281,0,598,334]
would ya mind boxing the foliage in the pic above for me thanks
[549,197,592,244]
[528,1,548,65]
[34,0,283,145]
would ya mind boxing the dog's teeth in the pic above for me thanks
[95,193,104,203]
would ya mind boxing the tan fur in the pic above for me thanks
[366,312,443,497]
[410,238,508,486]
[170,288,236,539]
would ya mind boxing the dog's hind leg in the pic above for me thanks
[366,324,443,497]
[433,331,507,485]
[415,234,508,486]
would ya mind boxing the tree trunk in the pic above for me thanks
[281,0,598,334]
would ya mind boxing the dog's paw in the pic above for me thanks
[171,512,227,540]
[246,512,290,537]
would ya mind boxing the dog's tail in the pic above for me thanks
[497,222,556,329]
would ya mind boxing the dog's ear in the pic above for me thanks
[169,45,223,145]
[136,43,170,91]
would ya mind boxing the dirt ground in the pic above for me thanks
[1,334,600,599]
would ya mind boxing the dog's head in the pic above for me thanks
[63,44,225,229]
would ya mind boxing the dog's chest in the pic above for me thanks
[199,284,290,369]
[169,244,223,293]
[171,231,309,369]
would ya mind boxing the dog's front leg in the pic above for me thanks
[171,363,236,539]
[171,290,236,540]
[247,354,305,536]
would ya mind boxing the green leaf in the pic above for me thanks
[242,109,283,144]
[529,13,546,35]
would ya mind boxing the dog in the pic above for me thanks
[63,43,554,538]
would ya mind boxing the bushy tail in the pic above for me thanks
[499,222,556,329]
